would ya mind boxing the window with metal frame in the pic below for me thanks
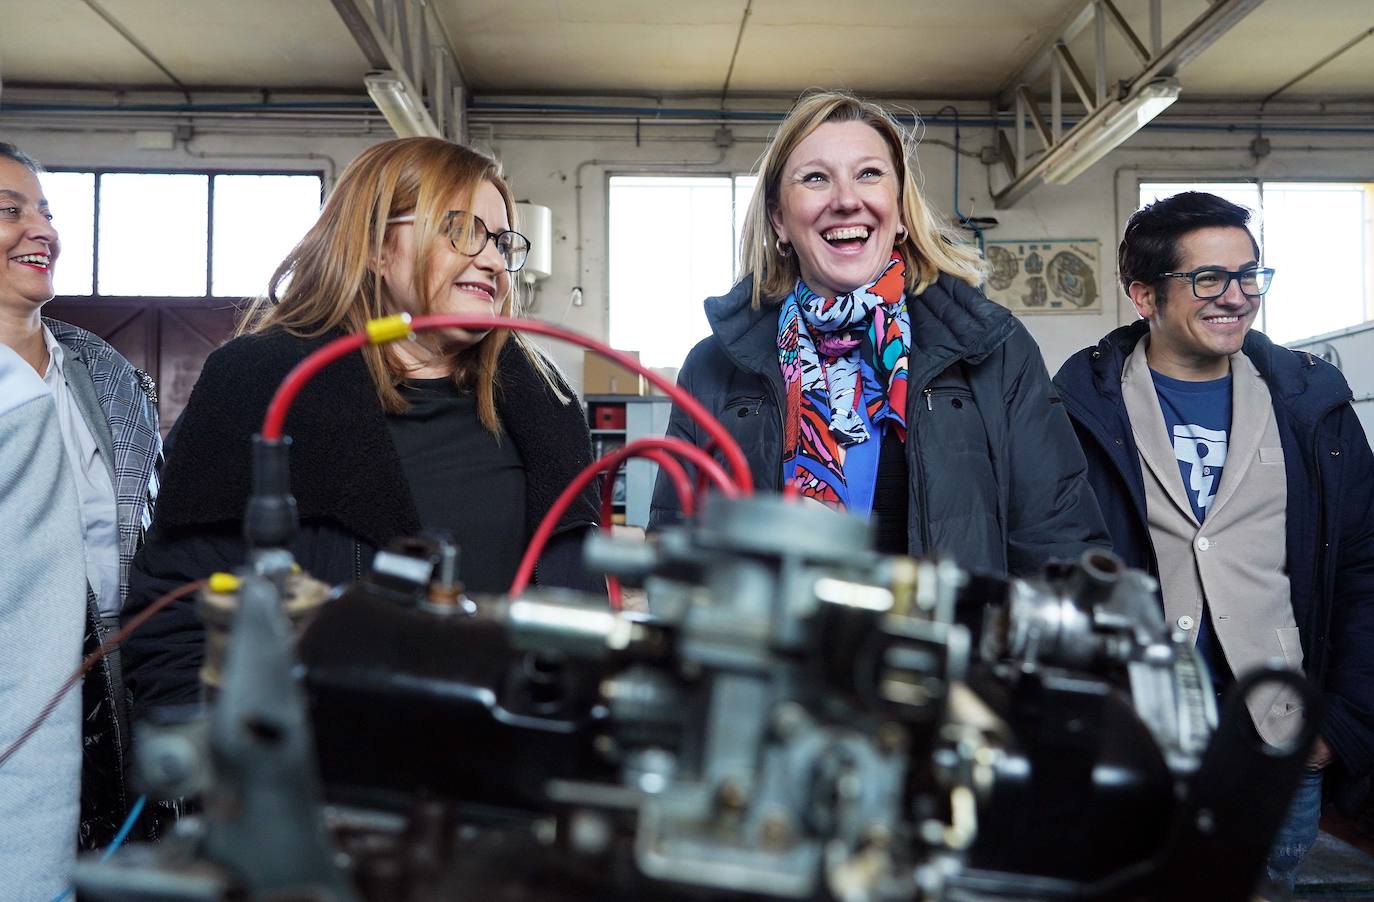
[40,168,324,299]
[608,174,758,370]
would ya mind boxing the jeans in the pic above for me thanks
[1266,767,1325,891]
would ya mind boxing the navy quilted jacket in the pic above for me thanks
[1054,320,1374,777]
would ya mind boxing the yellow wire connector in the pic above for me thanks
[208,572,242,594]
[366,313,414,345]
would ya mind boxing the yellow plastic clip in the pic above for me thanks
[366,313,413,345]
[208,572,242,594]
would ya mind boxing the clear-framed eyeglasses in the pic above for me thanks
[387,210,531,273]
[1157,266,1275,300]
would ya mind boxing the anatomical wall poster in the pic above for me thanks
[984,239,1101,314]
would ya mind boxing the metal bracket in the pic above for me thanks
[991,0,1266,208]
[331,0,467,141]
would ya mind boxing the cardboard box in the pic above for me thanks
[583,349,646,395]
[646,366,679,395]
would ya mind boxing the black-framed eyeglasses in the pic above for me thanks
[387,210,531,273]
[1157,266,1275,300]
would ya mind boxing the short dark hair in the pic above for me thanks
[0,142,43,174]
[1118,191,1260,295]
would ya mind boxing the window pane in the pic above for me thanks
[1139,181,1261,213]
[98,173,208,296]
[1138,182,1262,240]
[1260,183,1366,344]
[41,171,96,296]
[212,174,321,297]
[1139,181,1371,343]
[610,176,734,369]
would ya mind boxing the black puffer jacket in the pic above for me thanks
[125,329,602,718]
[650,274,1110,577]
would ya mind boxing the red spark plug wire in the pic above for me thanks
[508,436,736,599]
[597,441,698,610]
[259,313,754,601]
[262,314,753,493]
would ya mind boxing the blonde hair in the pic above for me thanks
[239,137,559,431]
[738,90,988,308]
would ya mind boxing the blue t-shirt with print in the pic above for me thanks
[1150,368,1233,686]
[1150,370,1232,522]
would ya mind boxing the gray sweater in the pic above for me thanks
[0,343,86,897]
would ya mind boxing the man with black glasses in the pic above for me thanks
[1054,191,1374,891]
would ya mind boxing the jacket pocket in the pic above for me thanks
[919,387,988,453]
[1259,447,1284,464]
[723,395,764,420]
[720,395,775,463]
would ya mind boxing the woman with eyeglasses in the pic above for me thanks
[123,138,603,718]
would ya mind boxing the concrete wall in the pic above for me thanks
[7,104,1374,397]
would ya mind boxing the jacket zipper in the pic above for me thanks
[910,388,934,552]
[353,541,362,580]
[90,611,131,815]
[1309,401,1344,682]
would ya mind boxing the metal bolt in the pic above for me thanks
[531,817,558,846]
[568,810,613,855]
[593,735,619,759]
[771,702,810,740]
[760,813,792,848]
[717,780,747,811]
[877,721,906,753]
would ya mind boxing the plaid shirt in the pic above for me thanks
[45,319,161,606]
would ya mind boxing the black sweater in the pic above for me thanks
[124,329,602,716]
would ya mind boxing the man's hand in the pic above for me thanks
[1307,736,1334,769]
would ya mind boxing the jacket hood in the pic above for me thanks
[704,272,1019,386]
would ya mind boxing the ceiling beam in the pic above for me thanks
[992,0,1268,209]
[330,0,466,142]
[80,0,191,102]
[997,2,1099,109]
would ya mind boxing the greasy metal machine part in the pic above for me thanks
[197,568,332,692]
[554,494,975,901]
[73,497,1317,901]
[74,571,358,901]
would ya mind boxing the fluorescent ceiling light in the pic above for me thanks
[364,71,440,138]
[1042,77,1181,186]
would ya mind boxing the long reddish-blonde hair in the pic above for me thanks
[239,137,559,431]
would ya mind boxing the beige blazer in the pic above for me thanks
[1122,339,1303,746]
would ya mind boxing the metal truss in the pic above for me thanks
[991,0,1267,209]
[331,0,467,142]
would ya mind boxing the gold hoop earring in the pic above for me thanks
[776,238,792,258]
[895,225,908,244]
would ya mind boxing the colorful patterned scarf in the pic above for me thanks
[778,252,911,509]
